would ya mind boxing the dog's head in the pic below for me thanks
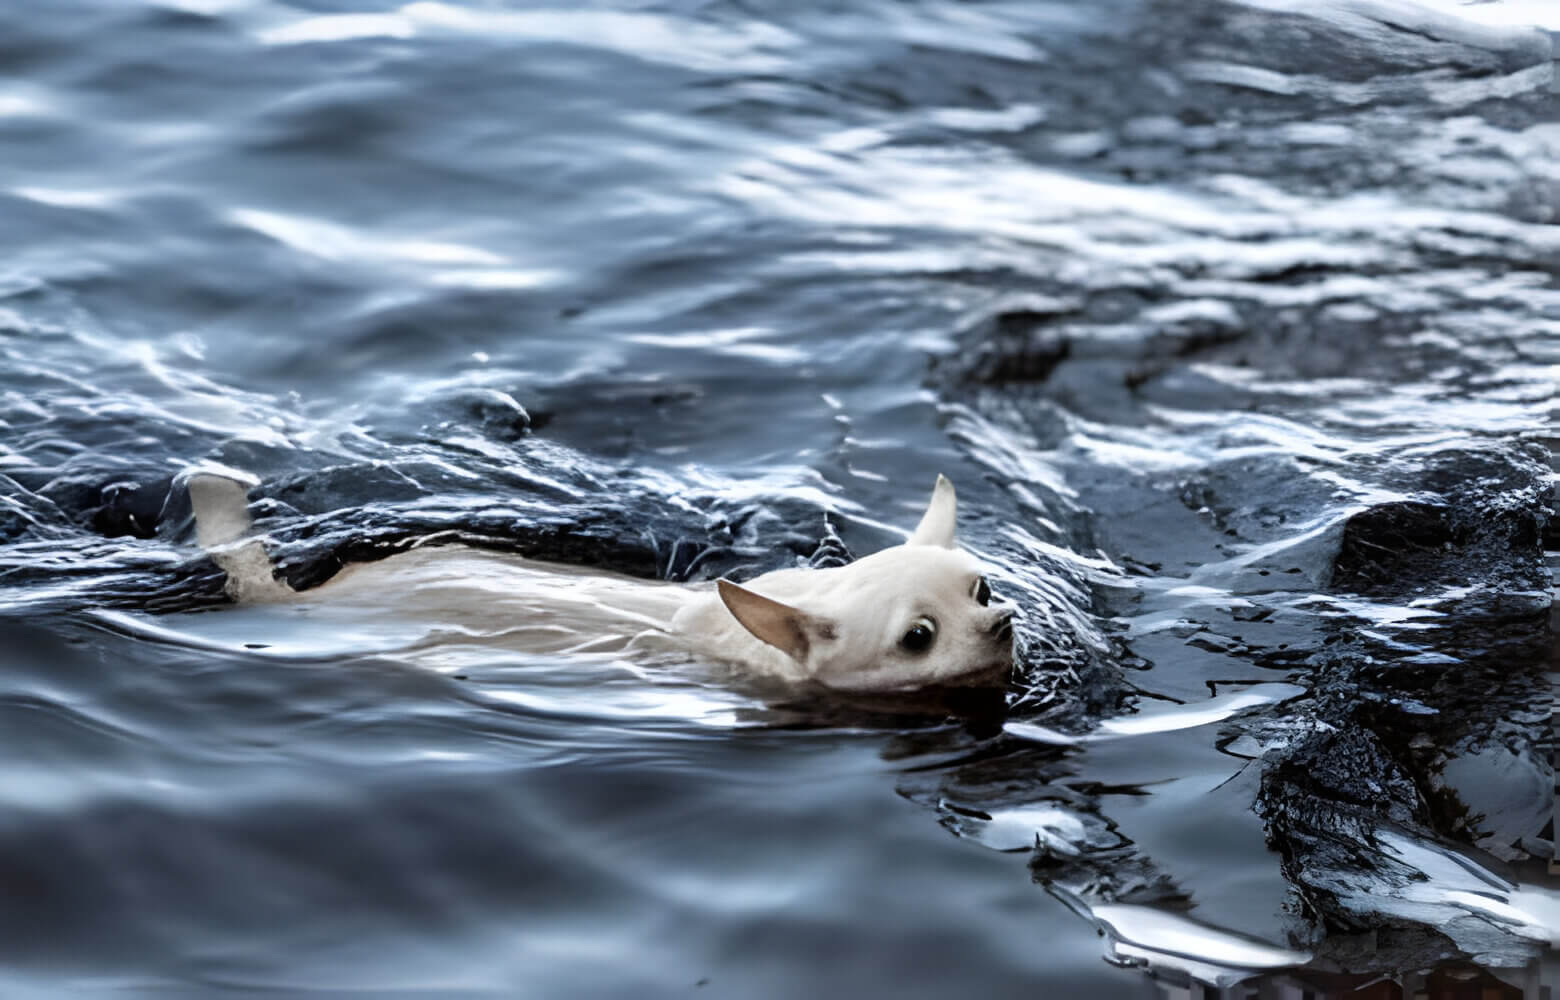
[716,476,1015,692]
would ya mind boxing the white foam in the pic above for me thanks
[1088,902,1311,981]
[1006,683,1306,744]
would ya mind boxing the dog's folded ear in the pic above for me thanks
[907,474,957,548]
[717,579,836,663]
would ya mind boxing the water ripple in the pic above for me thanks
[0,0,1555,993]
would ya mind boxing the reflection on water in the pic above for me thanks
[1147,960,1558,1000]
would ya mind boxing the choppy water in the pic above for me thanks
[1,0,1556,996]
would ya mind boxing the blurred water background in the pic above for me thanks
[0,0,1556,996]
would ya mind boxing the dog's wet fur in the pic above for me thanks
[188,471,1015,693]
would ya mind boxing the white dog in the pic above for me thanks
[187,471,1015,692]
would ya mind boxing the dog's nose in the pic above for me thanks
[989,608,1014,644]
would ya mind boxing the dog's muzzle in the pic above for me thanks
[989,608,1015,645]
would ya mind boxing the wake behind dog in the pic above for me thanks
[185,472,1015,693]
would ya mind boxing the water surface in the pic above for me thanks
[1,0,1556,995]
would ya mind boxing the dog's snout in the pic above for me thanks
[989,608,1015,644]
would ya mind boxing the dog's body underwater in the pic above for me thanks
[188,472,1014,692]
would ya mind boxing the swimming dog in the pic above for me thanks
[187,471,1015,692]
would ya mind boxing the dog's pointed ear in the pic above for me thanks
[907,474,957,548]
[717,579,834,662]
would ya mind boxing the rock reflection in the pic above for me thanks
[1142,959,1558,1000]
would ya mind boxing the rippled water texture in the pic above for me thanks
[1,1,1556,996]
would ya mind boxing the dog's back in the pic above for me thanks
[186,469,689,657]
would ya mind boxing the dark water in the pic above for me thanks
[1,0,1556,996]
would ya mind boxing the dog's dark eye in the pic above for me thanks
[900,616,937,653]
[973,577,991,606]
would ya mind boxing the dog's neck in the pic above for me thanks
[668,565,834,682]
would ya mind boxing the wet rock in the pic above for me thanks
[1258,723,1428,879]
[1247,446,1553,964]
[1331,449,1548,599]
[1329,500,1462,595]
